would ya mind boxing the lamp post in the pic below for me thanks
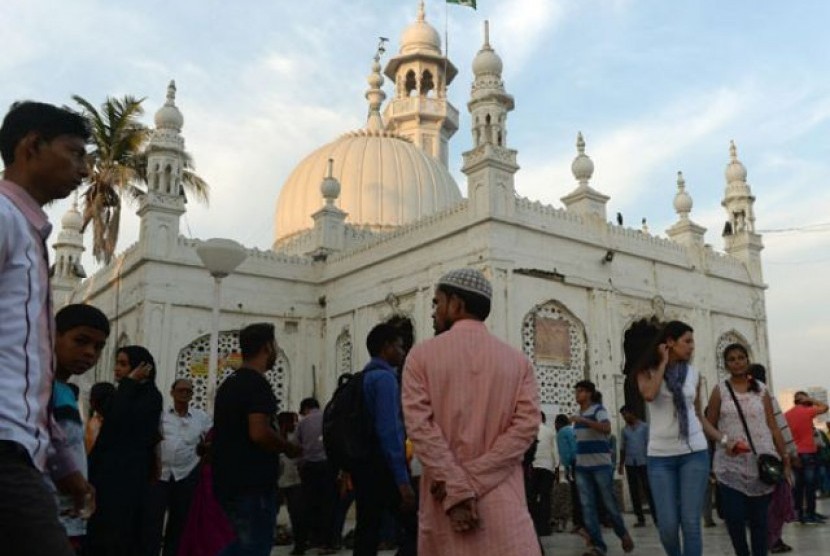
[196,238,247,413]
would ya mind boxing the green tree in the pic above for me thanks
[73,94,209,264]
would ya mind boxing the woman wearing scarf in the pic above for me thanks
[86,345,163,556]
[706,345,788,556]
[636,321,723,556]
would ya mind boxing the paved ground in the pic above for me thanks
[271,498,830,555]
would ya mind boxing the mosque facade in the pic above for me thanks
[52,4,769,424]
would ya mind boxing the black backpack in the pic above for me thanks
[322,369,378,471]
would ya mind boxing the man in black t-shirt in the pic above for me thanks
[213,322,300,556]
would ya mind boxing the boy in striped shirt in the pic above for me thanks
[572,380,633,556]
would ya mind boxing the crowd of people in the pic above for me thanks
[2,99,830,556]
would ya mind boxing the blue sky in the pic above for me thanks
[3,0,829,392]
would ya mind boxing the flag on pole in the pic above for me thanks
[447,0,476,9]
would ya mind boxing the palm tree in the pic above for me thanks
[73,94,209,264]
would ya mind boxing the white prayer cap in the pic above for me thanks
[436,268,492,301]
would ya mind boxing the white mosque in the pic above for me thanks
[52,3,769,421]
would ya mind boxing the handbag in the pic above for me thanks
[723,380,784,485]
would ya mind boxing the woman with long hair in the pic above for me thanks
[636,321,722,556]
[86,345,163,556]
[707,346,788,556]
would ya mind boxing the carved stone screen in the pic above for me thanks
[336,330,353,375]
[522,301,587,413]
[176,330,289,410]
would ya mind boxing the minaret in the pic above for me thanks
[560,132,609,221]
[666,171,706,248]
[137,80,187,259]
[51,193,86,307]
[383,1,459,166]
[307,159,347,261]
[461,21,519,218]
[721,141,764,279]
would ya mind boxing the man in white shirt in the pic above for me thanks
[0,101,93,556]
[147,378,211,556]
[529,412,558,536]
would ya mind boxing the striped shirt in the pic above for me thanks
[575,403,612,469]
[0,179,75,478]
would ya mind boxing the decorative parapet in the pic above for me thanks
[327,199,469,263]
[514,195,582,223]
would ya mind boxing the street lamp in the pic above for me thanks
[196,238,247,413]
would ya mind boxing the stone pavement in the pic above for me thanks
[271,498,830,556]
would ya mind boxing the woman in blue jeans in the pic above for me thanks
[706,344,788,556]
[637,321,724,556]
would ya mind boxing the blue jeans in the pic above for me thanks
[219,490,278,556]
[575,466,628,554]
[793,453,818,519]
[647,450,709,556]
[717,483,770,556]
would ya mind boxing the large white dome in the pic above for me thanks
[274,129,462,243]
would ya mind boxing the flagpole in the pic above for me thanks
[444,0,449,85]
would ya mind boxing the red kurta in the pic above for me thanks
[403,319,542,556]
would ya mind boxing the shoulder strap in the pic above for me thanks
[724,380,757,455]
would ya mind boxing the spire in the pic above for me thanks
[154,79,184,131]
[320,158,341,206]
[365,39,388,131]
[571,132,595,187]
[667,170,706,247]
[561,132,609,221]
[417,0,425,22]
[472,20,503,78]
[673,171,693,220]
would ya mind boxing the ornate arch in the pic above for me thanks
[176,330,289,410]
[715,330,752,380]
[522,300,587,413]
[335,328,353,375]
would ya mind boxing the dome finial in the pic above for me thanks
[320,158,341,205]
[725,139,748,183]
[417,0,425,22]
[166,80,177,105]
[365,38,388,131]
[673,170,693,220]
[571,131,595,185]
[154,79,184,131]
[484,20,490,47]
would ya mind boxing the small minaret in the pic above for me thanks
[307,159,347,261]
[383,1,459,165]
[666,171,706,248]
[137,80,187,259]
[560,132,609,221]
[462,21,519,219]
[722,141,764,279]
[51,193,86,307]
[366,39,387,131]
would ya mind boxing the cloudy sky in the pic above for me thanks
[3,0,829,392]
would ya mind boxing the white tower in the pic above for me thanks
[137,80,187,259]
[721,141,764,280]
[51,194,86,307]
[383,1,459,166]
[462,21,519,218]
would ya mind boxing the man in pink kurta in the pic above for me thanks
[402,268,542,556]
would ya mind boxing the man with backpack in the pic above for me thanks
[350,323,416,556]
